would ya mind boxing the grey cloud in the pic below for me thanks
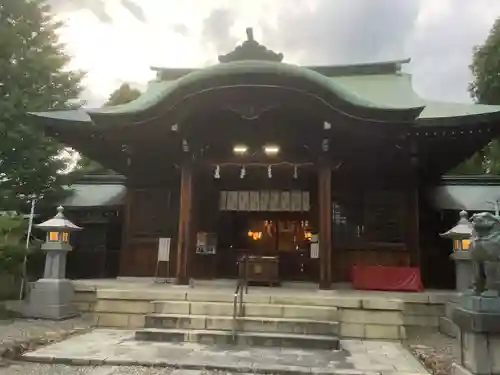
[201,8,238,54]
[47,0,145,23]
[200,0,495,102]
[121,0,146,22]
[407,3,499,102]
[172,23,190,37]
[260,0,420,64]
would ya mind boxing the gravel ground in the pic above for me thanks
[0,316,93,361]
[0,365,236,375]
[405,327,459,375]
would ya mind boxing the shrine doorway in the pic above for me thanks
[214,211,317,282]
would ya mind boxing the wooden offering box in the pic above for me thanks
[240,255,279,286]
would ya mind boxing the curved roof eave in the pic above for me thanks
[150,58,412,79]
[85,60,425,120]
[29,109,93,124]
[416,101,500,126]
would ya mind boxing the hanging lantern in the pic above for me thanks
[240,166,246,179]
[214,165,220,179]
[268,165,272,179]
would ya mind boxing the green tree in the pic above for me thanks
[456,17,500,174]
[0,0,84,211]
[0,212,40,276]
[105,83,141,107]
[77,83,141,174]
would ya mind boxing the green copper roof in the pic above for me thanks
[31,59,500,125]
[90,60,418,116]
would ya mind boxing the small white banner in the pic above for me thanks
[158,237,171,262]
[310,243,319,259]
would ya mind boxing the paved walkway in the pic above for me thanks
[20,330,428,375]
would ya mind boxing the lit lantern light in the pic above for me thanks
[37,206,81,250]
[440,210,473,251]
[304,231,312,241]
[439,210,474,292]
[247,231,263,240]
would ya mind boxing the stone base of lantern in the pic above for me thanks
[451,251,473,292]
[22,278,77,320]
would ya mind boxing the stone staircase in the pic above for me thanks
[135,298,340,349]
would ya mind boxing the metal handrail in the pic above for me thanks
[232,255,248,341]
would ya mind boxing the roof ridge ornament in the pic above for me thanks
[218,27,284,63]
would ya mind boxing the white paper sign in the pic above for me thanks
[249,191,260,211]
[158,237,171,262]
[219,191,227,211]
[310,243,319,259]
[226,191,238,211]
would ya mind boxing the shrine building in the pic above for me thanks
[31,29,500,290]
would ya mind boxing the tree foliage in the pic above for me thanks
[104,83,141,107]
[456,17,500,175]
[0,212,41,276]
[0,0,84,211]
[77,83,141,175]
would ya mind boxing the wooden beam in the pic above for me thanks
[175,162,194,285]
[318,165,332,289]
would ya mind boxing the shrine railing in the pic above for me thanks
[232,255,248,341]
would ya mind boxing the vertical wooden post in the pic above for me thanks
[407,186,420,267]
[318,165,332,289]
[118,187,132,276]
[175,162,194,285]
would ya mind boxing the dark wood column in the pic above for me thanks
[175,162,194,285]
[318,165,333,289]
[407,186,420,267]
[118,187,132,276]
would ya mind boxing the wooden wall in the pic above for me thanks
[116,170,420,284]
[119,184,180,277]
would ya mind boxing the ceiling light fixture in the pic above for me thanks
[233,145,248,155]
[263,145,279,155]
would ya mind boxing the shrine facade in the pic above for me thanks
[32,29,500,290]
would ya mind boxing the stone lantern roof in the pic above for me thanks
[440,210,473,239]
[35,206,82,232]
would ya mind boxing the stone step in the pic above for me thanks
[145,314,339,335]
[151,301,338,320]
[135,328,340,349]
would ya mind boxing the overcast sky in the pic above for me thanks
[49,0,500,107]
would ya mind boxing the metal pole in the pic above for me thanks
[19,199,36,300]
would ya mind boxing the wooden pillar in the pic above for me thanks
[318,165,333,289]
[118,187,133,276]
[407,186,420,267]
[175,162,194,285]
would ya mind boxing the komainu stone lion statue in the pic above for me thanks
[469,212,500,296]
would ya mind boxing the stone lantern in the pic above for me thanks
[23,206,82,320]
[440,210,473,291]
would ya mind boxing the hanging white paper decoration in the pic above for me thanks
[214,165,220,179]
[293,165,298,179]
[268,165,272,179]
[240,166,246,179]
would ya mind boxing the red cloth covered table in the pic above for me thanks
[351,264,424,292]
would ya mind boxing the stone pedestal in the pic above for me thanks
[22,249,77,320]
[451,251,473,292]
[452,305,500,375]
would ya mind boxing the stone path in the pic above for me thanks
[20,329,428,375]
